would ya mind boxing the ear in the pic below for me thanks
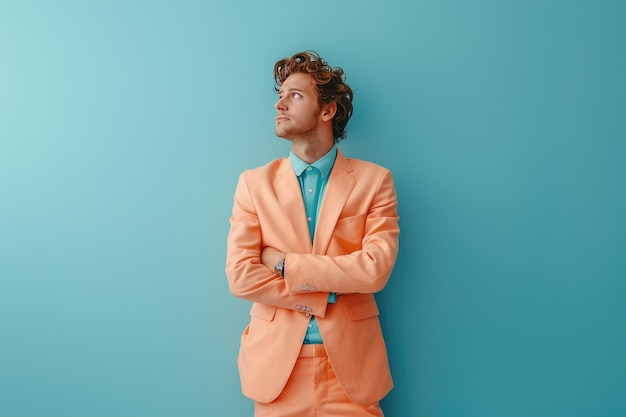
[321,102,337,122]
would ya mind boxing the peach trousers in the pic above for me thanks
[254,344,385,417]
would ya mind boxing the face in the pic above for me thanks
[275,73,325,140]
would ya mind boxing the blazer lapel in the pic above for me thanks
[313,150,355,255]
[274,159,313,253]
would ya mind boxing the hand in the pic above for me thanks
[260,247,286,272]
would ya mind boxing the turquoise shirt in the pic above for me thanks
[289,146,337,344]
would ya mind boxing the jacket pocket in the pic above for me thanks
[332,213,367,252]
[336,212,366,226]
[250,303,277,321]
[348,299,380,321]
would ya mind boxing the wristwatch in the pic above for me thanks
[274,259,285,277]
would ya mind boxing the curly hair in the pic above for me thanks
[274,51,354,142]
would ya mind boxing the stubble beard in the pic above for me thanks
[275,126,293,141]
[275,119,319,142]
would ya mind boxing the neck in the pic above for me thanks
[291,137,334,164]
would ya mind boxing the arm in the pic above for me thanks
[225,172,329,316]
[284,169,400,295]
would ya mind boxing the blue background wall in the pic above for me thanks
[1,1,624,416]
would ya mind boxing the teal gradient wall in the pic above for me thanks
[1,1,624,416]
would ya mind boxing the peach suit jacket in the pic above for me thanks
[226,149,400,406]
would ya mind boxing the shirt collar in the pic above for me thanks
[289,145,337,179]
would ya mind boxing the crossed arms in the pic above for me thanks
[226,168,400,317]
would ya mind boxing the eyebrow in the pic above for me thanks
[278,87,305,94]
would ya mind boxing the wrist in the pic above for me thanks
[274,258,285,277]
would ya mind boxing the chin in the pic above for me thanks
[275,129,293,140]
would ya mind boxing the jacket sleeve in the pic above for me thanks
[225,172,330,317]
[284,169,400,295]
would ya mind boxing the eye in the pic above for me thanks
[292,92,302,99]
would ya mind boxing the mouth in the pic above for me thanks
[276,114,289,122]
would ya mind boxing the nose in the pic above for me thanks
[275,96,287,111]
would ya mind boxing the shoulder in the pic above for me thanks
[334,152,396,195]
[338,152,393,179]
[240,157,289,179]
[345,157,389,172]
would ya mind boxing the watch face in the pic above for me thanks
[275,260,285,276]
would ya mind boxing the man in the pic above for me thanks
[226,51,400,416]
